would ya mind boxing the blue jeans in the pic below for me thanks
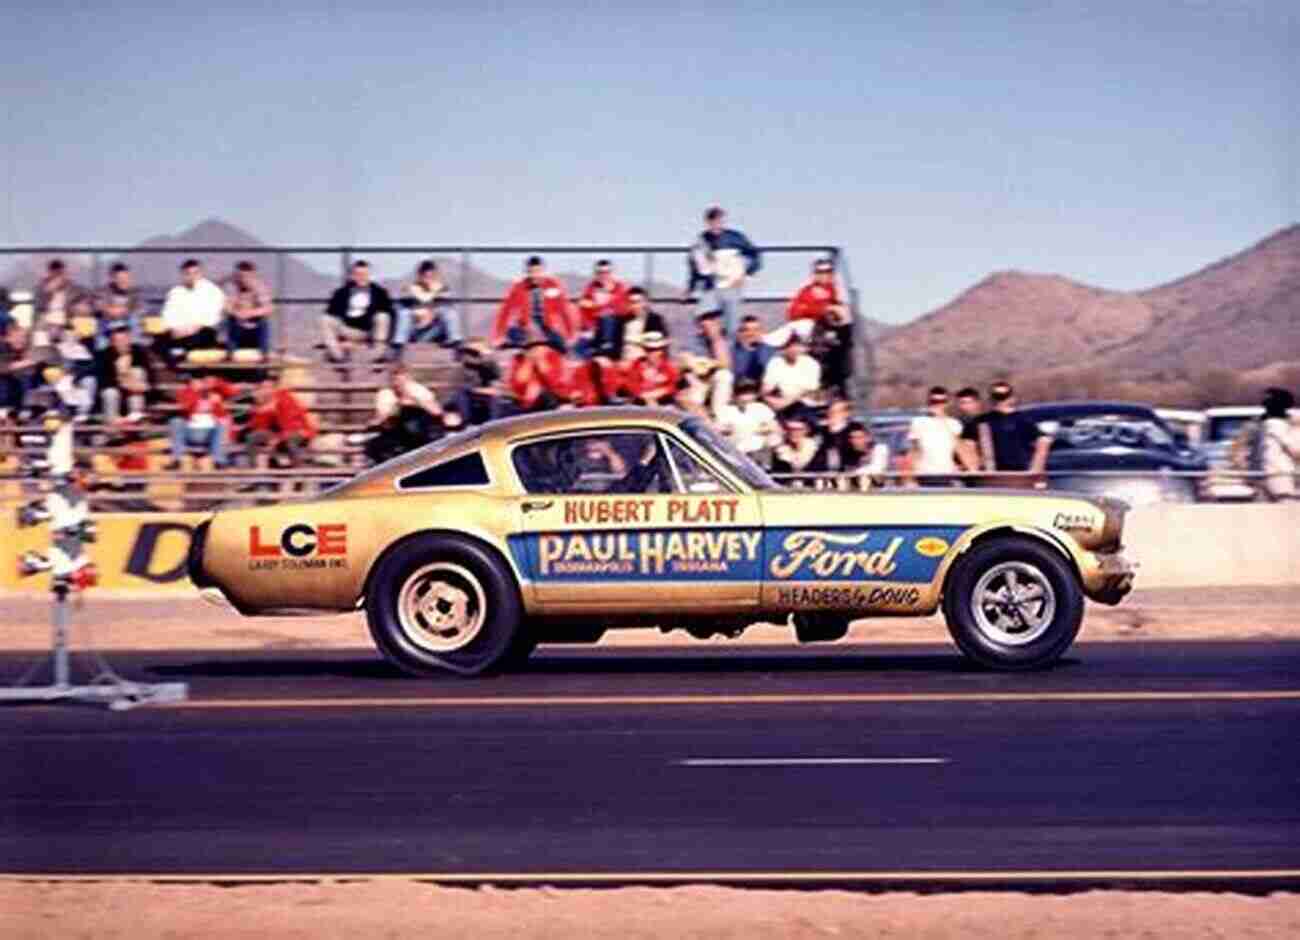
[702,285,744,338]
[394,305,464,347]
[505,325,566,353]
[169,418,227,465]
[226,317,270,356]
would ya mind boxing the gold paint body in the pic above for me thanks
[195,407,1135,620]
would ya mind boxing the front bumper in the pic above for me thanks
[1080,549,1137,606]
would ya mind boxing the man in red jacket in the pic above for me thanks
[508,338,571,412]
[166,372,238,469]
[245,377,318,467]
[781,257,854,396]
[625,332,680,406]
[786,258,846,323]
[492,256,576,352]
[575,259,629,358]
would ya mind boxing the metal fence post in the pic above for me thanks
[275,251,287,355]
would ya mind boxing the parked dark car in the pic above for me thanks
[1018,402,1208,505]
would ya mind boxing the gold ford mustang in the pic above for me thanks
[188,407,1135,676]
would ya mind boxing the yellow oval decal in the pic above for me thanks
[914,537,950,558]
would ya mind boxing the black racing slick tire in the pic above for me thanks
[942,535,1083,671]
[365,534,523,677]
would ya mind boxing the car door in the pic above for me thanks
[507,426,763,614]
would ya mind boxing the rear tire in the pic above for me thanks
[365,535,522,677]
[942,535,1083,671]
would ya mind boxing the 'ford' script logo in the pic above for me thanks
[769,531,901,580]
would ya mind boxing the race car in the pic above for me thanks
[187,407,1135,675]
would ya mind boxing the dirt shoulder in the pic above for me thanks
[3,882,1297,940]
[1,585,1298,652]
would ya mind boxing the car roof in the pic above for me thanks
[1204,406,1263,417]
[1016,401,1159,420]
[480,406,685,444]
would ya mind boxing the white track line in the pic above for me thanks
[677,757,949,767]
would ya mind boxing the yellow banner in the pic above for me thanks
[0,512,207,594]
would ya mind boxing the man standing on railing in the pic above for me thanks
[158,259,225,365]
[686,206,761,339]
[958,380,1051,486]
[322,260,397,365]
[493,256,576,353]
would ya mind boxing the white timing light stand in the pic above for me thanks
[1,417,188,710]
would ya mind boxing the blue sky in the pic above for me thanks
[1,0,1295,321]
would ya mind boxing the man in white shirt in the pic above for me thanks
[907,385,963,486]
[1260,387,1299,501]
[761,335,821,415]
[716,379,779,464]
[159,259,224,364]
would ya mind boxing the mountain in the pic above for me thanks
[874,224,1300,390]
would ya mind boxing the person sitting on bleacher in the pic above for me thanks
[590,286,667,402]
[94,263,141,349]
[0,322,41,422]
[323,260,397,366]
[624,332,679,406]
[781,258,854,397]
[365,364,444,464]
[396,260,463,356]
[244,376,317,468]
[508,337,571,413]
[159,259,225,365]
[575,260,629,359]
[165,372,236,469]
[95,322,155,424]
[222,260,273,359]
[35,259,85,335]
[452,338,510,425]
[492,256,575,353]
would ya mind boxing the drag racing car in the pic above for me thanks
[188,407,1136,675]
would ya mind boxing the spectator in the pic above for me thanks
[322,260,396,364]
[453,338,511,425]
[0,285,10,332]
[787,258,847,324]
[686,206,760,338]
[716,378,779,464]
[35,260,83,333]
[1259,387,1299,502]
[770,411,826,476]
[223,260,273,358]
[96,292,139,350]
[625,332,679,406]
[591,286,668,401]
[815,397,855,471]
[761,334,822,415]
[95,263,141,347]
[954,386,982,433]
[731,314,775,384]
[396,260,463,354]
[907,385,962,486]
[95,322,154,423]
[507,338,570,413]
[492,256,575,352]
[166,373,237,469]
[575,259,629,358]
[0,323,41,420]
[51,316,98,419]
[958,380,1051,485]
[159,259,225,364]
[366,365,444,463]
[842,421,890,480]
[245,376,317,468]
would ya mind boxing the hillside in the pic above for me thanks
[875,224,1300,390]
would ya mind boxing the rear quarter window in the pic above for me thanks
[398,452,490,489]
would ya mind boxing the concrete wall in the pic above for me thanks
[1124,504,1300,589]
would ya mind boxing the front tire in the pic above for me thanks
[365,535,522,676]
[942,535,1083,671]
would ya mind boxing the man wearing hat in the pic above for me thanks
[94,321,154,423]
[492,256,575,353]
[625,331,680,406]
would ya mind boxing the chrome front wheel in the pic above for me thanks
[970,561,1057,647]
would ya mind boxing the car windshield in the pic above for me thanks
[1040,414,1174,451]
[678,416,779,490]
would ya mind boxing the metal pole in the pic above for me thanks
[644,251,654,292]
[460,250,471,334]
[51,584,69,690]
[276,251,287,356]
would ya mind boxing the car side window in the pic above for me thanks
[665,439,726,494]
[512,432,671,494]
